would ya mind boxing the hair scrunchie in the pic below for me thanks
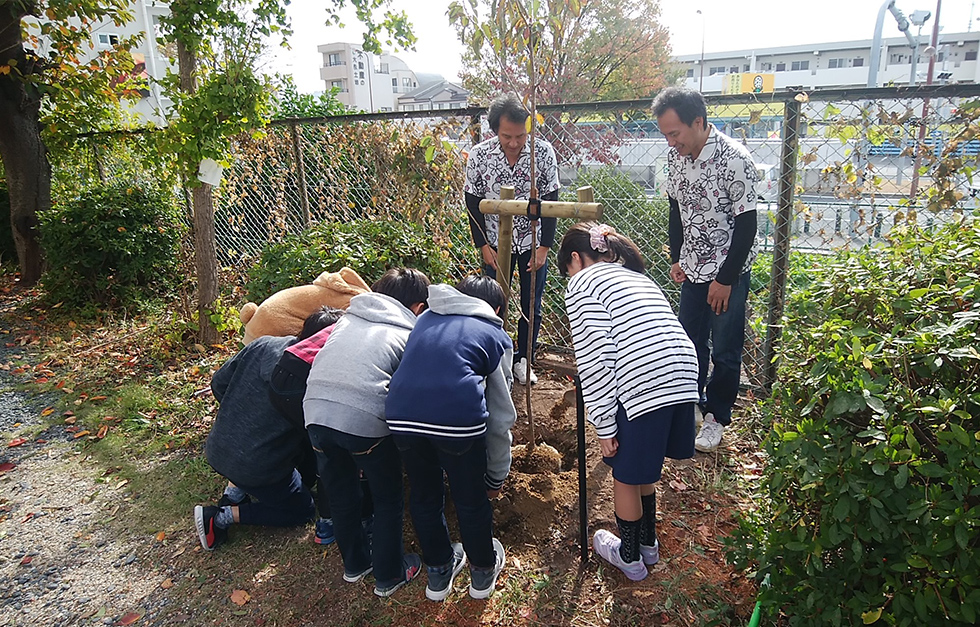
[589,223,615,253]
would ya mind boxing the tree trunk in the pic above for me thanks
[0,10,46,286]
[177,39,219,345]
[193,184,219,345]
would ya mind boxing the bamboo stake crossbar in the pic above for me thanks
[479,191,603,220]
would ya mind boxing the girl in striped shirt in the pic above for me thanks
[557,222,700,581]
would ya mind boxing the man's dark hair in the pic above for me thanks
[371,268,430,310]
[652,87,708,130]
[456,275,506,313]
[488,92,529,134]
[298,306,345,340]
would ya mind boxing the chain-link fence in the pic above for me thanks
[51,84,980,390]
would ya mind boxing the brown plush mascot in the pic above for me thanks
[239,267,370,344]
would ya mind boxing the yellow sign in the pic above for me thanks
[722,73,775,94]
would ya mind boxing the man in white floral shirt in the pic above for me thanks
[654,87,758,453]
[464,92,561,385]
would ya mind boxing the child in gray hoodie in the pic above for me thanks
[304,268,429,598]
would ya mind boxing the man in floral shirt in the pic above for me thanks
[654,87,758,453]
[464,92,561,385]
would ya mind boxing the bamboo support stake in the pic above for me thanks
[495,186,515,328]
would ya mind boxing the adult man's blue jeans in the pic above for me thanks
[393,434,496,570]
[307,425,405,588]
[677,271,751,427]
[485,247,546,362]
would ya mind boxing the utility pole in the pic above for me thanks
[697,9,705,91]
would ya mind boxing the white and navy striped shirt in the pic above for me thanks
[565,262,700,438]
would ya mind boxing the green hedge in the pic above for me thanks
[245,218,453,303]
[727,214,980,625]
[38,184,185,311]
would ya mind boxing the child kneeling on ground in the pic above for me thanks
[386,276,516,601]
[194,308,342,551]
[304,268,429,598]
[267,307,374,546]
[557,222,700,581]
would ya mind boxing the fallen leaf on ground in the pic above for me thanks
[97,425,109,439]
[40,406,54,416]
[73,430,91,439]
[0,462,16,474]
[118,611,142,625]
[20,555,32,565]
[89,395,107,402]
[7,438,27,448]
[115,479,129,490]
[160,578,173,589]
[155,531,166,542]
[668,479,689,492]
[230,589,251,606]
[22,512,34,523]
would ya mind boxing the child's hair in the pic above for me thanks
[371,268,430,310]
[456,275,506,313]
[556,222,645,277]
[298,306,345,340]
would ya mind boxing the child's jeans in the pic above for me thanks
[233,469,315,527]
[394,434,495,570]
[307,425,405,587]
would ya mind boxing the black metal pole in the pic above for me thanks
[762,97,802,391]
[574,375,588,562]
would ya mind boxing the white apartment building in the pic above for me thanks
[318,42,469,113]
[675,30,979,94]
[84,0,172,124]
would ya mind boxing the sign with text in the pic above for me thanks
[723,73,775,94]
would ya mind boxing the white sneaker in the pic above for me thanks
[639,540,659,566]
[592,529,648,581]
[694,414,725,452]
[513,358,537,385]
[469,538,505,599]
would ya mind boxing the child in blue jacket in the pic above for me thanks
[386,276,517,601]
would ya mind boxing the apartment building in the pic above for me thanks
[83,0,172,123]
[318,42,469,113]
[675,30,979,94]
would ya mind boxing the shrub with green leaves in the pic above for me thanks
[39,184,185,310]
[246,219,452,303]
[727,214,980,625]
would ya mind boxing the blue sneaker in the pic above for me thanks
[314,518,335,545]
[426,543,467,602]
[374,553,422,598]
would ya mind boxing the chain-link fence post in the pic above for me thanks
[288,120,311,229]
[763,96,802,392]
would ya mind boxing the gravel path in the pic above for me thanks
[0,336,178,625]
